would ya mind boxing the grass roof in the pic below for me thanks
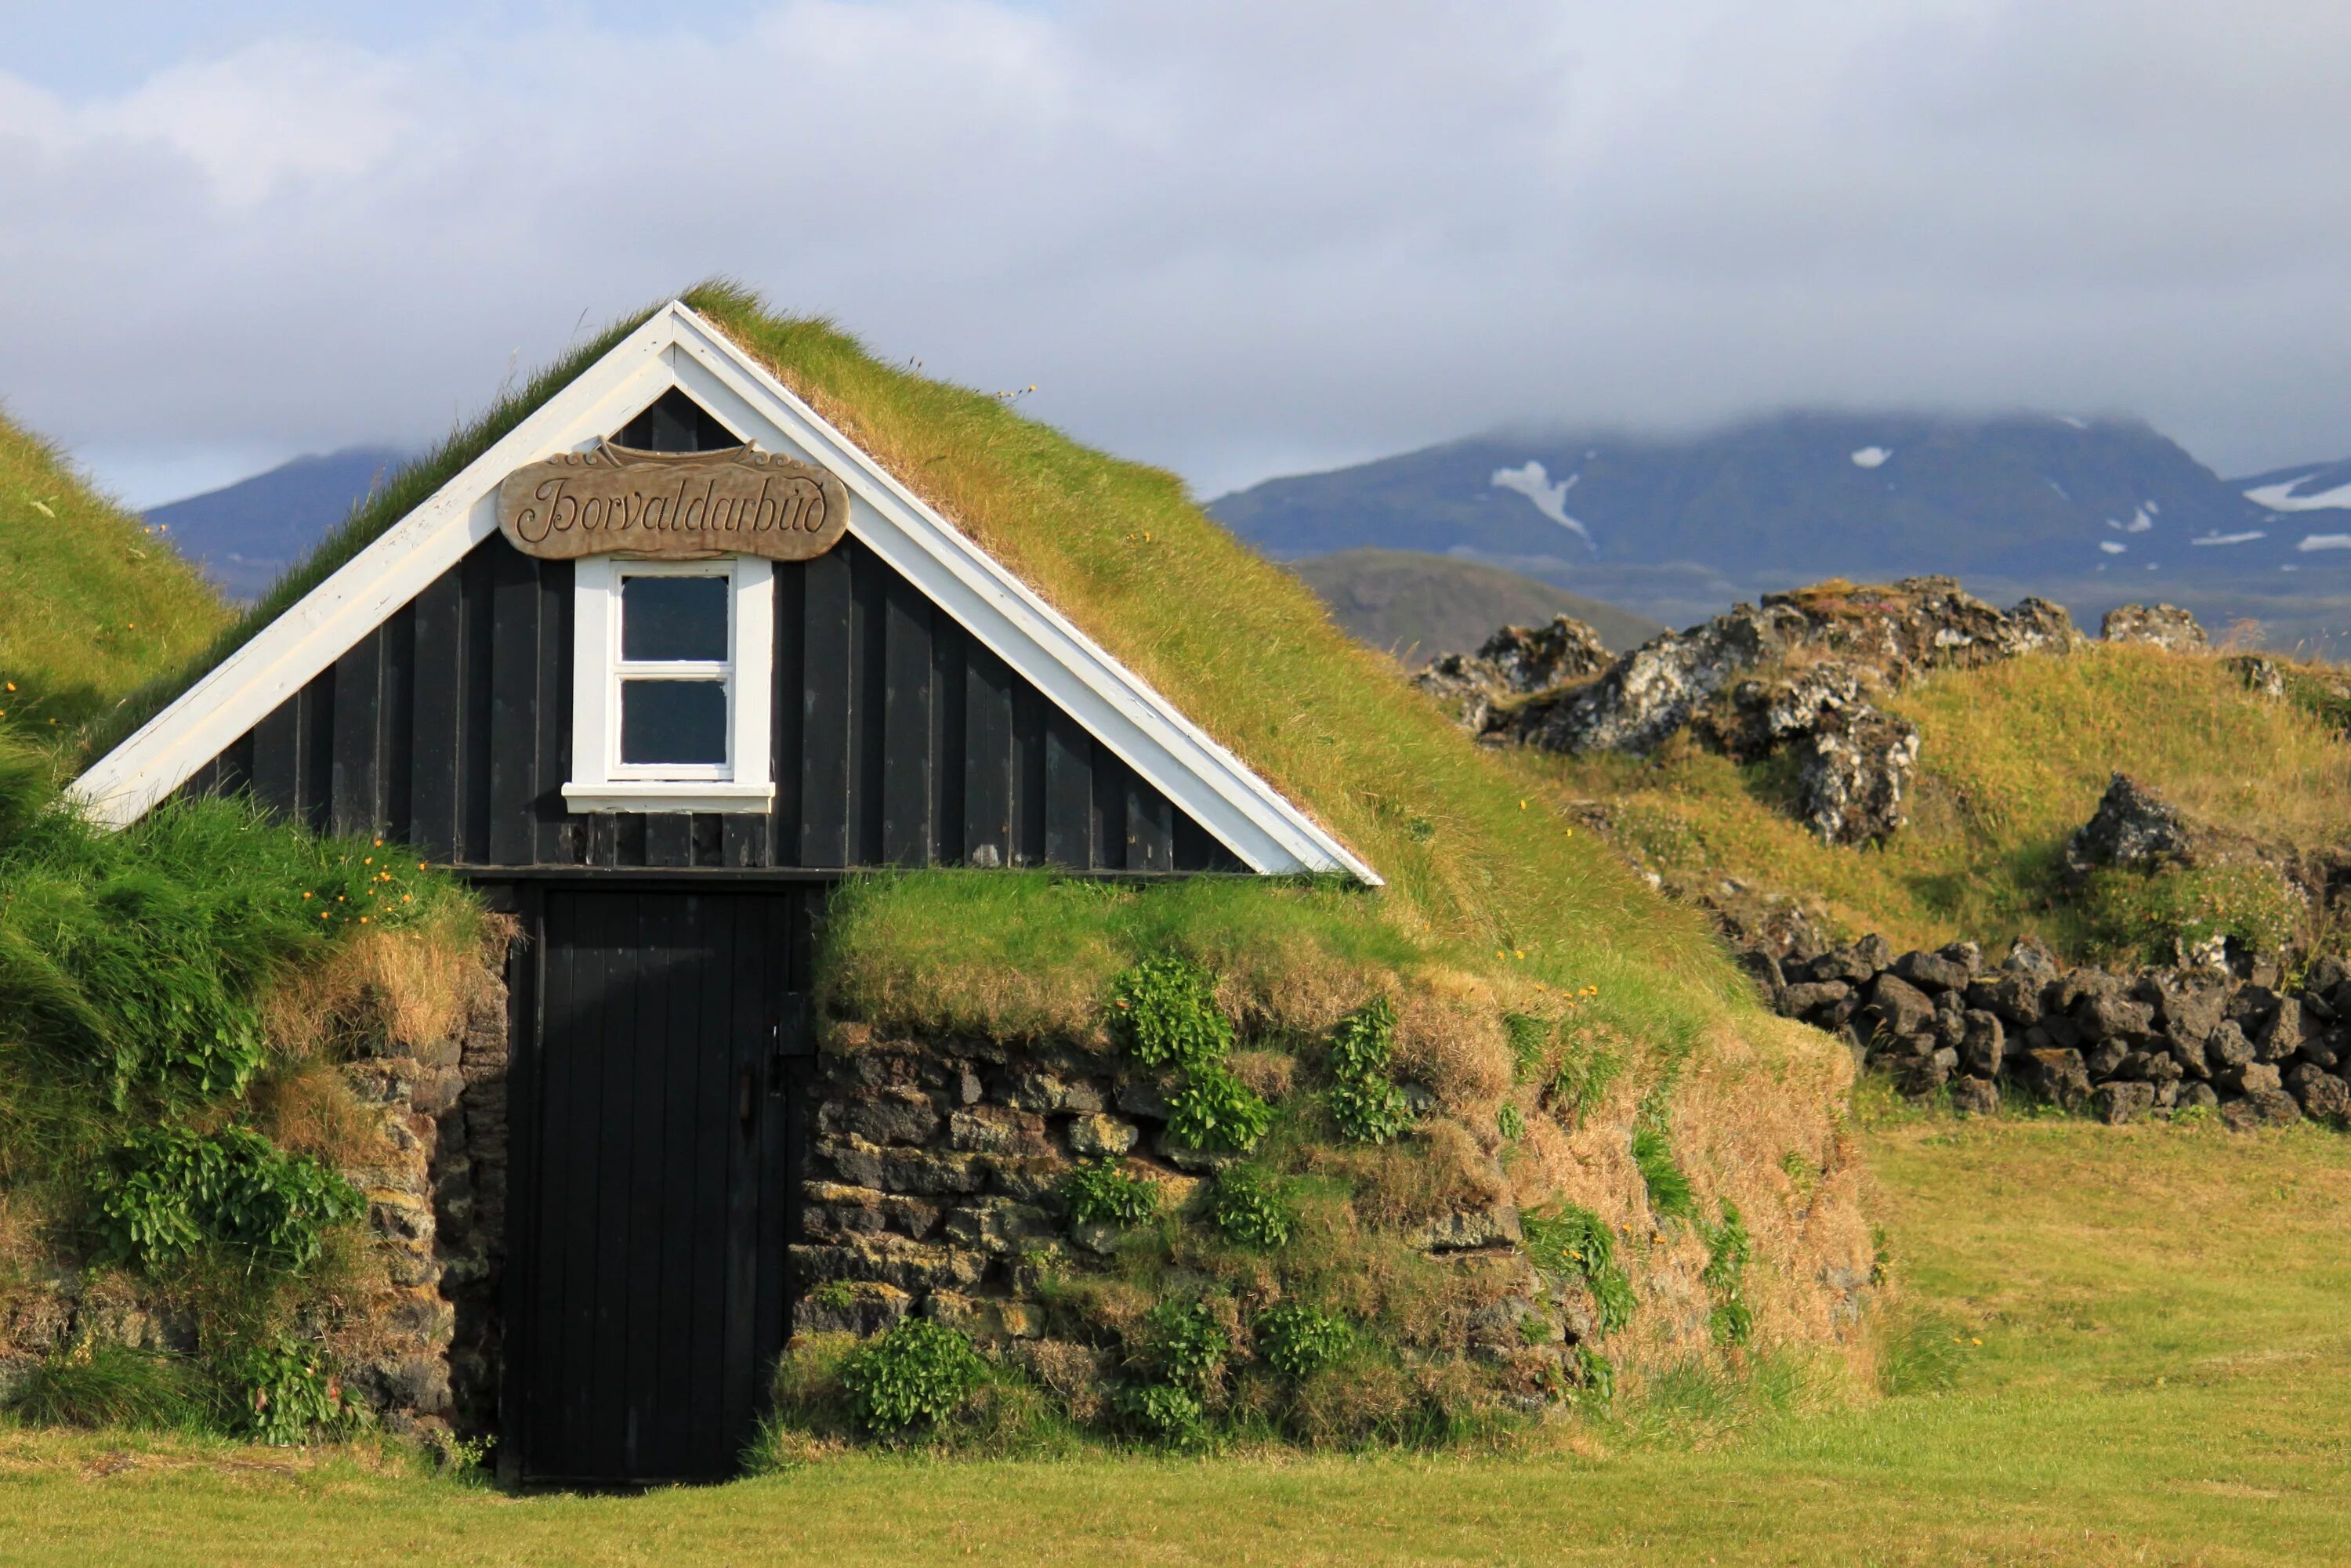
[0,411,227,762]
[89,281,1752,1045]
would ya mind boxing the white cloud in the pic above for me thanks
[10,3,2351,493]
[2296,533,2351,551]
[2099,540,2127,554]
[2190,530,2266,545]
[1849,446,1891,469]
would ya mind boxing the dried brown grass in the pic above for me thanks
[1389,972,1513,1123]
[0,1187,43,1288]
[1226,1050,1298,1104]
[259,908,508,1063]
[1010,1340,1110,1425]
[1291,1357,1415,1445]
[1306,1117,1505,1233]
[250,1061,394,1174]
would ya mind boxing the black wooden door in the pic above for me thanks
[509,888,805,1485]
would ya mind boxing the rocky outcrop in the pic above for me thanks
[2061,773,2344,957]
[1414,614,1612,732]
[1752,932,2351,1130]
[2066,773,2201,875]
[2101,603,2209,652]
[1792,704,1922,846]
[1424,576,2073,847]
[1514,576,2073,759]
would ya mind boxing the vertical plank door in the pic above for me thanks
[513,889,800,1485]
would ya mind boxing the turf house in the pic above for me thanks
[23,287,1872,1485]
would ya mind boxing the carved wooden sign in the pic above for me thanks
[495,442,849,561]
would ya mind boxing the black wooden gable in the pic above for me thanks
[176,393,1244,877]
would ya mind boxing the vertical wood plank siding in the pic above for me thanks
[183,532,1245,875]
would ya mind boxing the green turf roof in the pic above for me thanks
[85,282,1737,1009]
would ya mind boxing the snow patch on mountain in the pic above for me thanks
[2246,475,2351,512]
[1491,460,1597,552]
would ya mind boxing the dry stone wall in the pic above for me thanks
[1752,932,2351,1128]
[792,1022,1580,1393]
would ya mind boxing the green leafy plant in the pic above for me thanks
[1325,997,1412,1144]
[223,1335,360,1445]
[1572,1344,1615,1402]
[1520,1203,1636,1336]
[1632,1091,1697,1225]
[839,1319,986,1434]
[1497,1100,1525,1142]
[1255,1302,1353,1379]
[1704,1198,1755,1348]
[1114,1381,1204,1444]
[1328,1074,1411,1144]
[92,1124,365,1276]
[1167,1064,1272,1153]
[1135,1298,1230,1392]
[1209,1166,1295,1249]
[1326,996,1398,1082]
[1060,1158,1161,1229]
[1108,954,1232,1070]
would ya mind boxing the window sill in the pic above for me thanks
[561,781,776,815]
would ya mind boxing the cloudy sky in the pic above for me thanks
[5,0,2351,507]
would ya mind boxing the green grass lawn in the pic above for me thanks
[2,1111,2344,1566]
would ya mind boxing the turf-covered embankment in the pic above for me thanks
[794,871,1867,1448]
[0,761,491,1439]
[0,413,225,756]
[1,419,497,1442]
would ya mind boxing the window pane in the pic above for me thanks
[620,679,728,765]
[621,575,729,662]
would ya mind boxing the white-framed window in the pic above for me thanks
[562,556,774,813]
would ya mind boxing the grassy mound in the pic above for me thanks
[0,412,225,756]
[1541,640,2351,960]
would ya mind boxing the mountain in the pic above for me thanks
[1212,413,2351,649]
[144,447,410,601]
[1288,548,1662,665]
